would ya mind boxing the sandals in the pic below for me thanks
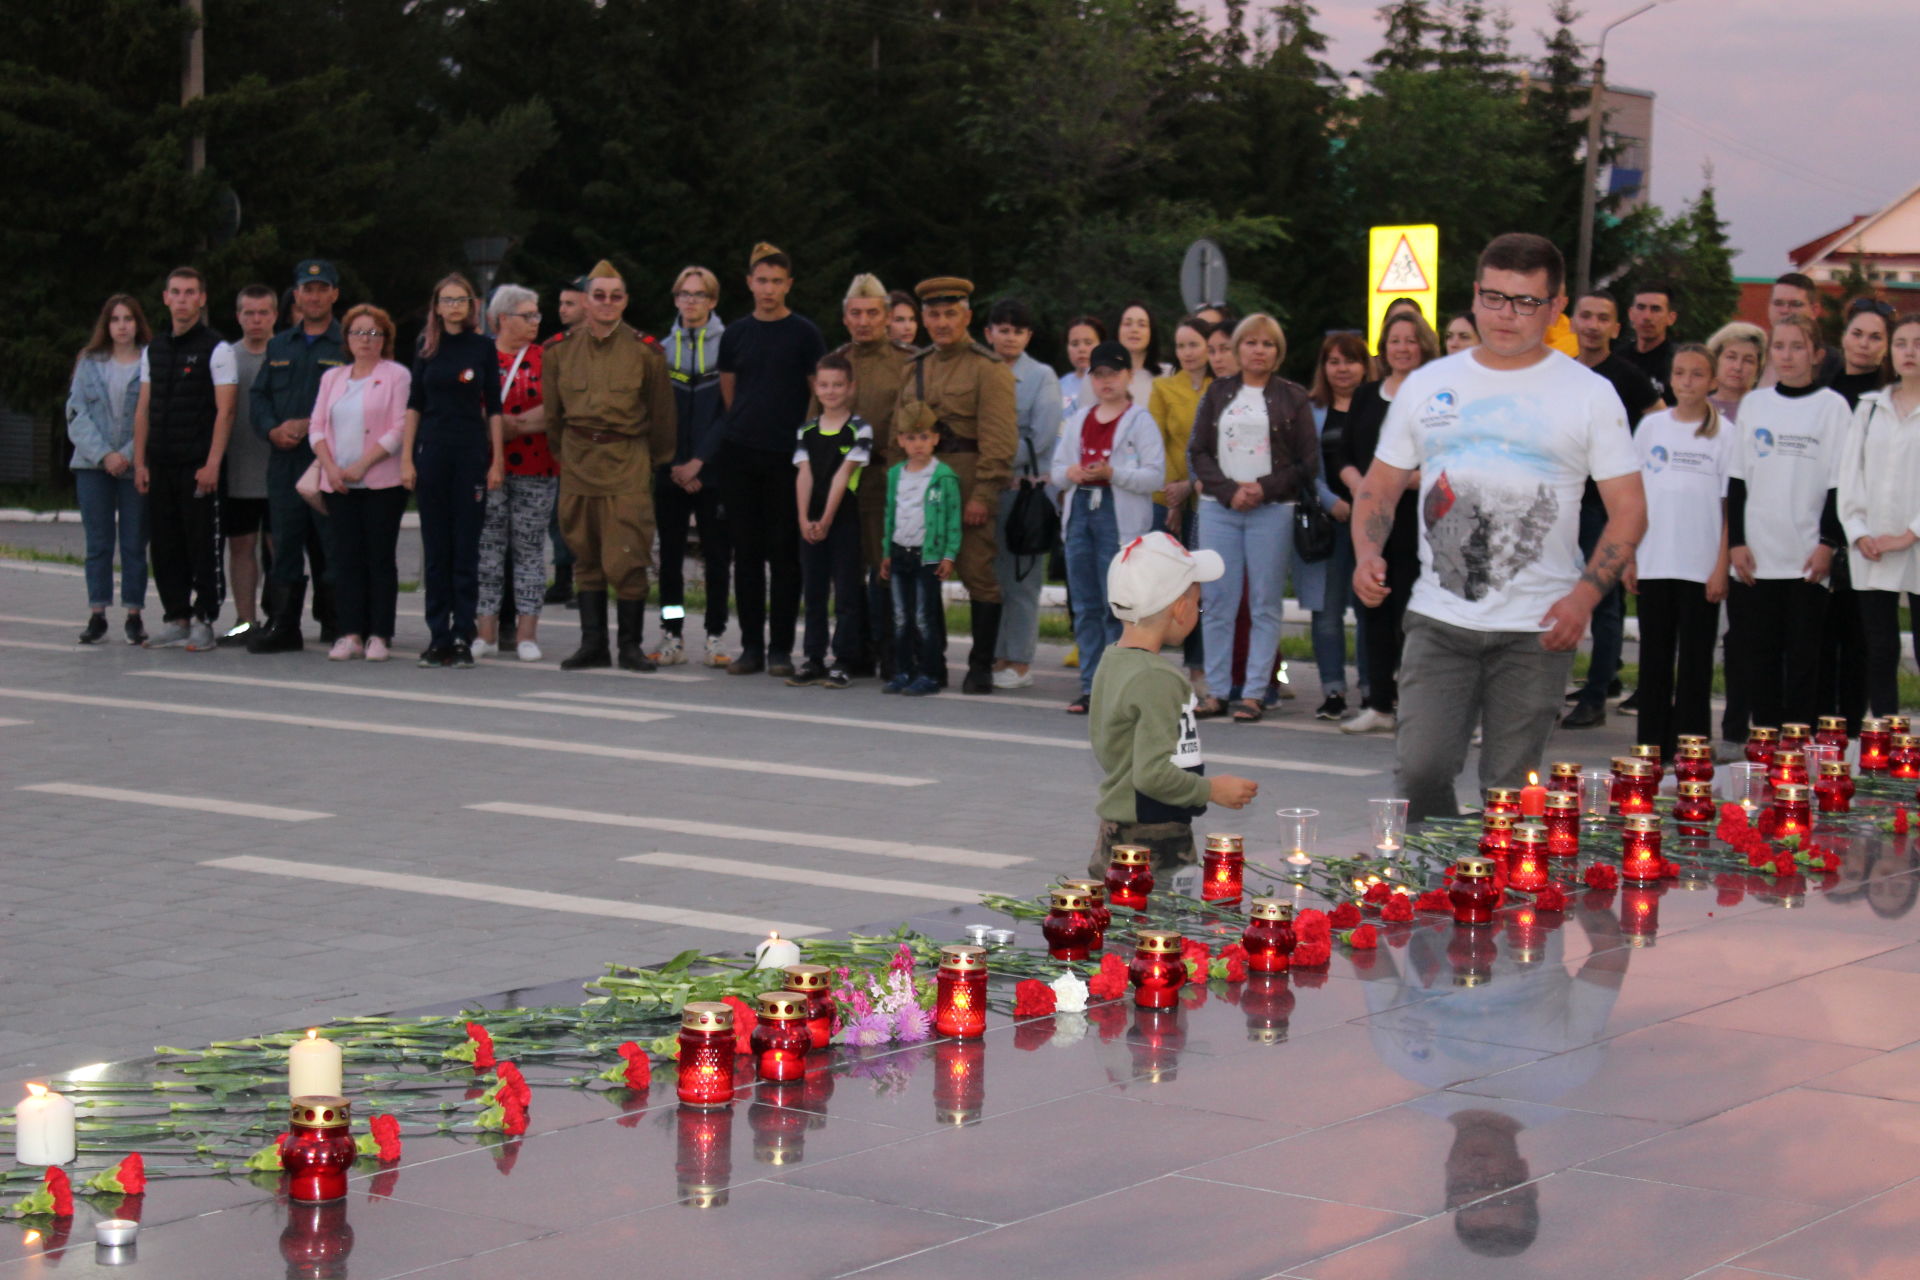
[1232,699,1264,723]
[1194,697,1227,719]
[1066,696,1090,715]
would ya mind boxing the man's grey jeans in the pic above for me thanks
[1396,610,1575,823]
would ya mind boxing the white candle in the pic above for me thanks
[15,1084,75,1166]
[753,932,802,970]
[289,1029,343,1097]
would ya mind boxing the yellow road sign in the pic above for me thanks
[1367,225,1440,351]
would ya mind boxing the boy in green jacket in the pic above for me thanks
[1088,531,1258,873]
[880,424,962,695]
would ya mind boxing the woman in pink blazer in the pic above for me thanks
[310,305,412,660]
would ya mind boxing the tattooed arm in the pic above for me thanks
[1540,470,1648,651]
[1350,459,1413,608]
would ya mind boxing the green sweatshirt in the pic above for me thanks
[883,458,962,564]
[1090,645,1211,824]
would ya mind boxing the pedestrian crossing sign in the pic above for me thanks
[1367,225,1440,350]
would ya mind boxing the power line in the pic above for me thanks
[1653,103,1884,206]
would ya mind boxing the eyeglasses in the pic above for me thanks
[509,310,541,322]
[590,291,627,302]
[674,291,712,302]
[437,296,472,307]
[1476,287,1549,317]
[346,329,384,339]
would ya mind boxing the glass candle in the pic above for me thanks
[1891,715,1913,735]
[1675,743,1714,784]
[1608,756,1634,813]
[1550,761,1584,792]
[1277,807,1319,866]
[1617,760,1658,816]
[1200,834,1245,904]
[280,1200,355,1279]
[1042,888,1100,960]
[1892,735,1920,781]
[1674,779,1715,825]
[1104,845,1154,910]
[1240,972,1296,1044]
[1129,930,1187,1009]
[1769,748,1808,793]
[1859,718,1892,773]
[1059,879,1112,944]
[931,1037,986,1126]
[1676,734,1710,753]
[1483,786,1521,818]
[284,1097,357,1204]
[1508,825,1551,893]
[1621,814,1664,882]
[1447,923,1499,987]
[1745,726,1779,766]
[748,1080,810,1167]
[674,1102,734,1208]
[1768,782,1813,841]
[1619,884,1662,947]
[1241,898,1297,972]
[1449,855,1502,925]
[749,993,812,1083]
[1543,791,1580,857]
[1369,798,1411,853]
[782,964,835,1051]
[1630,743,1664,782]
[1816,716,1849,752]
[1815,760,1853,813]
[934,944,988,1038]
[676,1002,738,1107]
[1478,811,1514,857]
[1779,723,1812,756]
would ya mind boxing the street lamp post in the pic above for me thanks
[1575,1,1673,297]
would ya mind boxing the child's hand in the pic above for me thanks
[935,559,954,581]
[878,560,891,582]
[1209,775,1259,810]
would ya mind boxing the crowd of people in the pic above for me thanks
[62,235,1920,818]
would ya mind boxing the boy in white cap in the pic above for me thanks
[1087,532,1259,874]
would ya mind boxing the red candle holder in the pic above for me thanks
[1891,735,1920,781]
[1816,716,1849,752]
[1129,930,1187,1009]
[1478,812,1514,858]
[1241,898,1297,971]
[1622,814,1664,883]
[1483,786,1521,818]
[1615,759,1658,815]
[1630,743,1665,782]
[1550,761,1584,792]
[1779,723,1812,756]
[676,1003,738,1107]
[932,1037,986,1126]
[1059,879,1113,944]
[1768,783,1813,840]
[1891,715,1914,734]
[1745,726,1779,767]
[1543,791,1580,857]
[1815,760,1854,813]
[1447,922,1499,986]
[1450,855,1502,924]
[782,964,835,1050]
[284,1097,357,1204]
[1042,887,1100,960]
[280,1200,355,1280]
[1200,833,1246,903]
[1508,826,1551,893]
[1674,779,1715,825]
[1620,883,1663,947]
[749,993,812,1082]
[1240,972,1296,1044]
[1676,734,1710,753]
[1127,1006,1187,1083]
[674,1102,734,1208]
[1674,743,1714,784]
[1104,845,1154,911]
[933,944,988,1038]
[1859,719,1892,773]
[1769,748,1808,794]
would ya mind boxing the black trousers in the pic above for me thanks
[1359,519,1418,714]
[415,435,490,647]
[800,506,864,667]
[654,466,731,638]
[1816,557,1869,733]
[1635,578,1719,759]
[326,486,407,641]
[265,449,331,589]
[722,444,800,658]
[1856,589,1916,718]
[1728,577,1828,730]
[148,461,224,623]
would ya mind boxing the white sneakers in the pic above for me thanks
[470,638,495,660]
[517,640,542,662]
[328,636,364,661]
[366,637,390,662]
[1340,708,1397,734]
[651,635,687,666]
[992,667,1034,690]
[703,634,731,668]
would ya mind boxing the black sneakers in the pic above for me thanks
[1315,693,1347,722]
[78,614,108,645]
[786,661,828,687]
[449,642,475,669]
[124,614,147,645]
[822,667,851,690]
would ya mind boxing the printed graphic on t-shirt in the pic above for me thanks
[1417,390,1561,602]
[1171,692,1203,771]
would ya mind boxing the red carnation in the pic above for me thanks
[721,996,757,1053]
[1348,925,1379,950]
[1414,889,1452,912]
[1897,808,1911,834]
[1532,884,1568,911]
[1363,881,1394,905]
[1292,940,1331,968]
[1087,953,1129,1001]
[616,1042,651,1091]
[1583,863,1619,890]
[1013,978,1057,1017]
[118,1153,145,1196]
[1295,908,1331,946]
[370,1113,402,1163]
[464,1022,497,1071]
[1180,937,1211,967]
[1329,902,1363,929]
[1216,943,1250,982]
[1719,802,1745,823]
[1381,894,1414,923]
[1772,853,1797,877]
[1014,1018,1058,1051]
[494,1060,530,1109]
[500,1098,528,1137]
[46,1168,72,1218]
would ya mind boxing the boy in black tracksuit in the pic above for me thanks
[790,352,872,688]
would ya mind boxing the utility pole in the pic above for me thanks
[183,0,205,174]
[1575,1,1676,297]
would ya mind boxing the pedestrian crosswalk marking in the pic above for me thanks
[624,852,991,904]
[20,782,331,822]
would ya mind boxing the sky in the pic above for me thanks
[1312,0,1911,275]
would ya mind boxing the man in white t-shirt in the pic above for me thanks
[1352,234,1647,821]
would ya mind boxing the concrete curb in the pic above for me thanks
[1,507,424,529]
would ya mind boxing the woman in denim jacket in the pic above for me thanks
[66,293,152,644]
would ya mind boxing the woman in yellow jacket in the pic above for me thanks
[1146,314,1216,683]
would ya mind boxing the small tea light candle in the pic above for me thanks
[289,1029,342,1098]
[753,932,802,970]
[15,1084,75,1166]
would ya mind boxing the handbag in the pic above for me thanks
[1004,438,1060,580]
[295,459,327,513]
[1292,469,1336,564]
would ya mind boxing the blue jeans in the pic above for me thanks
[1152,502,1203,671]
[75,468,147,609]
[1575,496,1623,707]
[1199,499,1293,699]
[1310,523,1369,697]
[889,543,947,682]
[1064,488,1122,696]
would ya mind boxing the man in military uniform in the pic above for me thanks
[824,273,913,675]
[248,258,346,652]
[544,260,676,672]
[892,277,1018,693]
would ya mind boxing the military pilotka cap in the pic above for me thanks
[916,277,973,306]
[586,259,624,284]
[749,241,787,269]
[294,259,339,287]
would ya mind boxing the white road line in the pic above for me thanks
[201,855,823,936]
[523,690,1379,776]
[0,688,931,788]
[0,639,100,654]
[0,614,74,628]
[0,561,84,578]
[20,782,331,822]
[470,802,1030,869]
[134,671,672,725]
[0,718,30,727]
[624,852,990,905]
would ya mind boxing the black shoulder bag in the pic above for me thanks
[1004,437,1060,579]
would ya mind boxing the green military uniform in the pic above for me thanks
[831,336,915,568]
[892,277,1017,693]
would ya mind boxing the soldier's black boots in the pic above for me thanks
[562,591,612,670]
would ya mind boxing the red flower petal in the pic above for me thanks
[1087,953,1129,1001]
[1583,864,1619,890]
[1533,885,1568,911]
[1414,889,1452,912]
[1381,895,1414,923]
[721,996,757,1053]
[1329,902,1363,929]
[1013,978,1058,1017]
[464,1022,497,1071]
[1363,881,1393,905]
[117,1153,146,1196]
[1348,925,1379,950]
[45,1167,72,1218]
[1292,940,1331,968]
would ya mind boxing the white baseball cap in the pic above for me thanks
[1106,532,1224,622]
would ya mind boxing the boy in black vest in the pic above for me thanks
[133,266,238,650]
